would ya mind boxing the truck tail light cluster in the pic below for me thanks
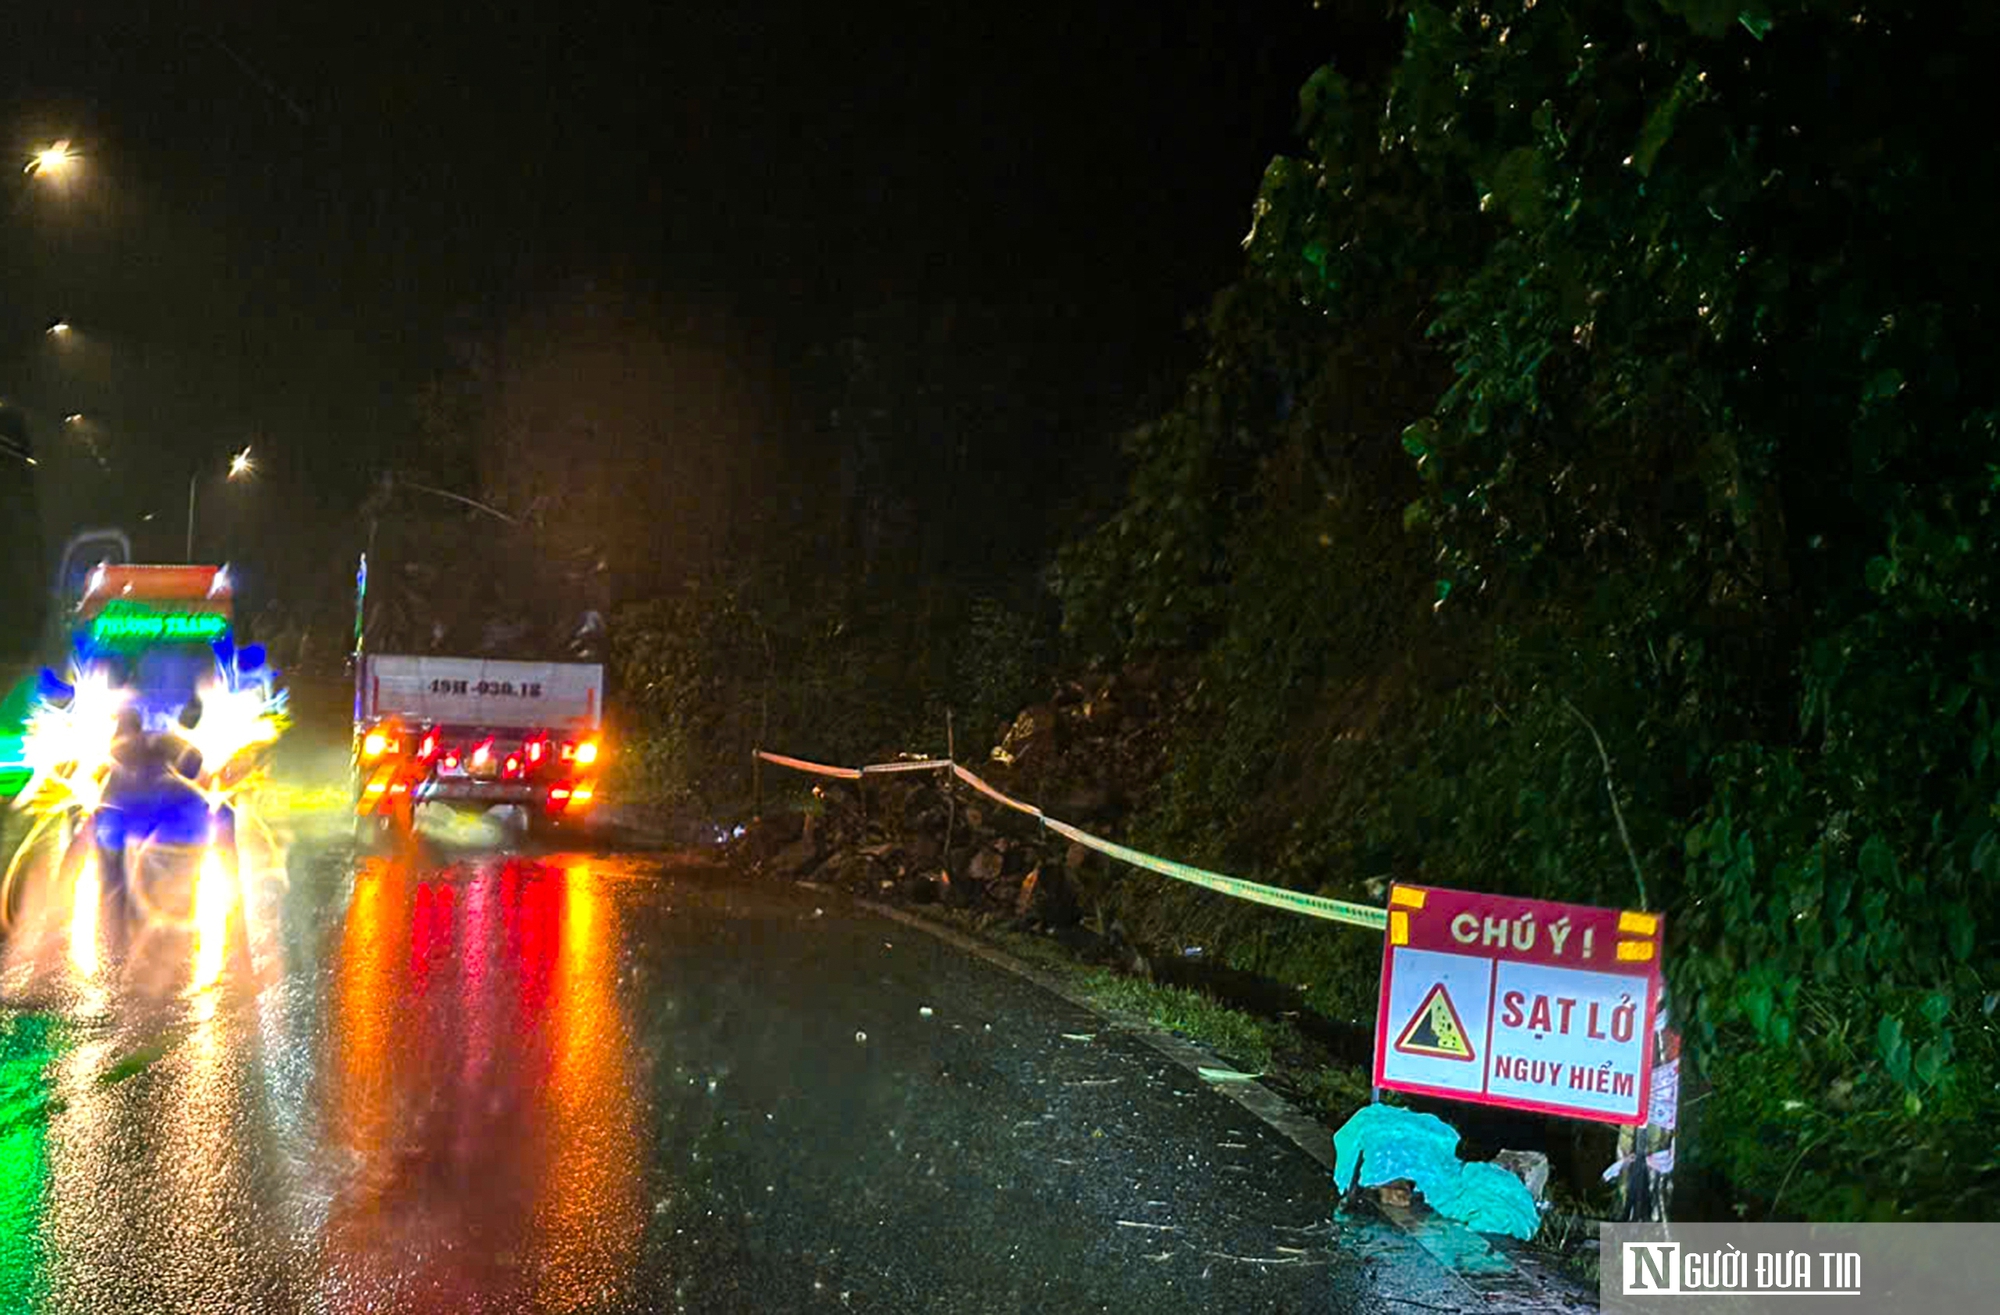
[363,727,597,783]
[556,737,601,765]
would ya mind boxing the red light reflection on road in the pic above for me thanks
[319,858,644,1311]
[409,880,454,993]
[534,864,644,1312]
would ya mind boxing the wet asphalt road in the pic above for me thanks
[0,820,1445,1314]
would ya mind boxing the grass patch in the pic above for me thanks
[1295,1062,1374,1121]
[1076,971,1281,1072]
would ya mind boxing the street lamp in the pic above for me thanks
[353,475,521,664]
[187,445,255,562]
[389,476,516,525]
[360,472,517,554]
[24,140,77,179]
[46,320,70,337]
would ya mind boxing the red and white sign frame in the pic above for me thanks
[1372,883,1665,1127]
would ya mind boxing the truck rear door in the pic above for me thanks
[358,656,603,733]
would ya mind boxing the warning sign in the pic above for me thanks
[1394,982,1475,1061]
[1372,884,1664,1127]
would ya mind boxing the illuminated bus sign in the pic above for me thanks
[87,602,230,649]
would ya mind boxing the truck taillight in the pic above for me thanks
[575,738,600,766]
[559,741,575,761]
[362,731,389,759]
[471,740,493,769]
[503,754,523,779]
[442,751,460,770]
[420,730,439,762]
[527,737,545,764]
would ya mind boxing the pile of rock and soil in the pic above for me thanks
[727,663,1193,965]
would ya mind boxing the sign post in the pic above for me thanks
[1373,884,1665,1127]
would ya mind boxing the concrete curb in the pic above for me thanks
[826,889,1584,1309]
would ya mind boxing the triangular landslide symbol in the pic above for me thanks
[1394,982,1476,1061]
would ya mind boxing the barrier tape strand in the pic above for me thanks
[753,750,1386,931]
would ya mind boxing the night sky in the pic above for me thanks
[4,1,1380,624]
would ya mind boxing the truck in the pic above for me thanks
[350,652,606,841]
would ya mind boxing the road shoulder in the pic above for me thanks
[835,886,1598,1314]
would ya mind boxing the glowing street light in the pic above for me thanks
[25,140,77,179]
[64,413,82,424]
[188,446,258,561]
[47,321,71,337]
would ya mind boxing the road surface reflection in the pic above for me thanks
[0,847,647,1313]
[322,854,647,1312]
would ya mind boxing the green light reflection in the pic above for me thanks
[0,1012,64,1312]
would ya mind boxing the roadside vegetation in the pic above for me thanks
[597,0,2000,1223]
[1075,0,2000,1221]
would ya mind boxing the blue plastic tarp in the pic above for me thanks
[1333,1103,1541,1240]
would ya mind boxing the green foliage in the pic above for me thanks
[611,585,770,810]
[951,595,1056,751]
[1060,0,2000,1219]
[612,576,1056,817]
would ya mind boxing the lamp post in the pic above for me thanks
[187,446,255,561]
